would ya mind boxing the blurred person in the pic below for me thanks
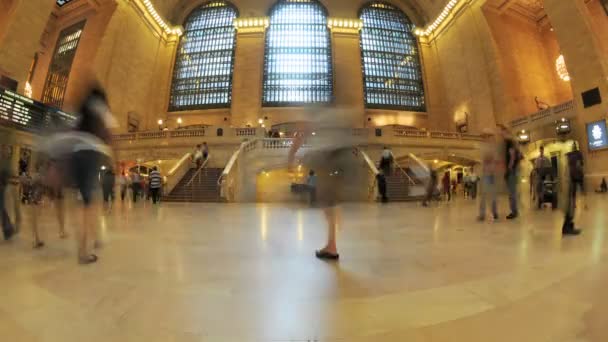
[376,169,388,203]
[102,168,115,213]
[499,124,522,219]
[42,83,115,264]
[422,167,438,207]
[478,128,499,222]
[469,168,479,199]
[442,172,451,202]
[30,159,68,248]
[306,169,317,206]
[202,142,209,161]
[0,140,17,241]
[287,110,362,261]
[149,166,162,204]
[598,178,608,193]
[119,172,128,201]
[562,142,584,236]
[131,170,141,203]
[534,146,552,208]
[192,144,203,169]
[379,146,393,176]
[18,152,28,176]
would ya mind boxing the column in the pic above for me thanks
[544,0,608,175]
[329,19,365,127]
[230,18,269,127]
[0,0,55,93]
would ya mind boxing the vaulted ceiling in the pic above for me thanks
[150,0,452,26]
[485,0,547,22]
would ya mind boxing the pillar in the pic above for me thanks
[544,0,608,177]
[329,19,365,127]
[230,18,268,127]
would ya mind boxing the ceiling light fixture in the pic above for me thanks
[415,0,460,37]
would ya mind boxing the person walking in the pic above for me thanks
[499,125,521,219]
[102,168,115,213]
[379,146,393,176]
[478,128,499,221]
[149,166,162,204]
[376,169,388,203]
[202,142,209,161]
[192,144,203,169]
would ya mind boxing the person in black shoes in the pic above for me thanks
[376,169,388,203]
[563,142,584,236]
[499,125,521,220]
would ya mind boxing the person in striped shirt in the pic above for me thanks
[149,166,163,204]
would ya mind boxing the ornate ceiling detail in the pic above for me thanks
[486,0,546,22]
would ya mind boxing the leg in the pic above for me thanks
[55,193,67,238]
[316,206,339,259]
[507,173,519,218]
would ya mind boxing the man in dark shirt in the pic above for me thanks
[376,170,388,203]
[500,125,521,219]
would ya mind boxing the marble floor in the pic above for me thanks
[1,194,608,341]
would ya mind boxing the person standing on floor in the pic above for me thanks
[202,142,209,161]
[149,166,162,204]
[306,169,317,206]
[131,170,141,203]
[102,168,115,213]
[534,146,552,208]
[0,142,17,241]
[499,124,521,219]
[478,128,500,221]
[119,172,128,201]
[422,167,438,207]
[442,171,451,202]
[562,142,585,235]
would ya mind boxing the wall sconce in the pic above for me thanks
[177,117,183,128]
[517,130,530,144]
[556,118,571,135]
[157,119,163,131]
[456,112,469,133]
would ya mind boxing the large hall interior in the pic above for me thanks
[1,0,608,340]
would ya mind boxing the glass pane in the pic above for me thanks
[263,0,333,106]
[360,2,425,111]
[169,1,237,111]
[41,21,86,109]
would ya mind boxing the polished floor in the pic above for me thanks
[1,194,608,341]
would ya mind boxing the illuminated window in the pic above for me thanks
[41,21,85,109]
[263,0,333,106]
[360,2,425,111]
[169,1,238,111]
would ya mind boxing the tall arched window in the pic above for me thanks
[263,0,333,106]
[360,2,425,111]
[169,1,238,111]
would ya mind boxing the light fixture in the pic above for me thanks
[327,18,363,32]
[24,82,33,98]
[141,0,183,36]
[415,0,460,37]
[177,117,183,124]
[234,17,270,32]
[556,54,570,82]
[312,132,316,136]
[434,159,439,164]
[100,165,107,171]
[517,130,530,144]
[258,118,264,124]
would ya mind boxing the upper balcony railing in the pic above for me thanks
[509,100,575,129]
[0,87,77,133]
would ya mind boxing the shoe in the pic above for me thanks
[563,228,582,236]
[78,254,98,265]
[33,241,45,249]
[315,250,339,260]
[506,213,518,220]
[493,214,499,221]
[477,216,485,222]
[422,202,428,207]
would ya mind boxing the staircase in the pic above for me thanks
[163,168,223,202]
[384,168,427,202]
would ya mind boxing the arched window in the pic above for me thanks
[263,0,333,106]
[359,2,425,111]
[169,1,238,111]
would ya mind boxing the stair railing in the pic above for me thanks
[393,158,417,186]
[354,148,380,201]
[218,141,249,202]
[164,152,192,195]
[186,155,211,188]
